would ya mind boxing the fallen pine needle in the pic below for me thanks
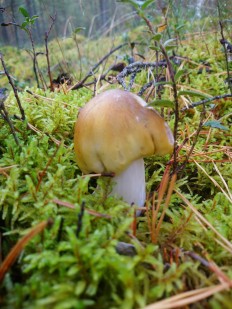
[0,165,18,173]
[193,160,232,204]
[143,283,231,309]
[0,219,53,282]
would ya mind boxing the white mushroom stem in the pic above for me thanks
[110,158,146,215]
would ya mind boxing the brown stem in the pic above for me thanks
[0,101,20,145]
[0,53,25,120]
[28,29,40,88]
[159,45,179,173]
[181,94,232,111]
[140,13,180,173]
[45,14,56,91]
[177,105,206,175]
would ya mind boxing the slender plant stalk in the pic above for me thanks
[45,14,56,91]
[0,53,25,120]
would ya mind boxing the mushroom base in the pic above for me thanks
[110,158,146,215]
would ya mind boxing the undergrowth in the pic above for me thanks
[0,23,232,309]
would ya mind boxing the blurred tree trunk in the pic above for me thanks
[10,0,19,47]
[1,12,10,44]
[25,0,32,16]
[99,0,107,26]
[0,0,134,46]
[31,0,42,44]
[39,0,50,38]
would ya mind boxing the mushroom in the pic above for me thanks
[74,89,174,213]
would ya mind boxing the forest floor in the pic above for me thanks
[0,21,232,309]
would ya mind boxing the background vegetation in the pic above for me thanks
[0,0,232,308]
[0,0,135,47]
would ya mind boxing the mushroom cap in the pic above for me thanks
[74,89,174,174]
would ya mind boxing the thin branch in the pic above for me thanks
[1,22,18,27]
[177,104,206,174]
[69,42,142,91]
[141,12,180,172]
[45,14,56,91]
[181,94,232,111]
[0,100,20,146]
[138,81,153,96]
[0,53,25,120]
[159,44,179,173]
[117,60,167,90]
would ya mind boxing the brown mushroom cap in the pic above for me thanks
[74,89,174,174]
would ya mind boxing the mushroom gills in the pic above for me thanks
[110,158,145,215]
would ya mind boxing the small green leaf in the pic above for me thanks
[178,90,210,99]
[148,99,174,108]
[163,38,177,47]
[74,27,85,34]
[165,45,177,51]
[116,0,140,10]
[204,121,229,131]
[75,281,87,296]
[154,81,173,86]
[20,21,28,29]
[137,9,144,17]
[149,45,160,51]
[19,7,30,18]
[175,24,185,31]
[152,33,162,42]
[141,0,155,10]
[174,69,186,81]
[31,15,39,21]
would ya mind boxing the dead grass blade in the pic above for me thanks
[143,283,231,309]
[26,90,75,108]
[53,198,111,219]
[183,251,232,285]
[193,160,232,204]
[0,165,18,176]
[175,190,232,254]
[27,122,62,146]
[165,83,213,98]
[0,219,53,283]
[212,162,232,201]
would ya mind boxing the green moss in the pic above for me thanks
[0,27,232,309]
